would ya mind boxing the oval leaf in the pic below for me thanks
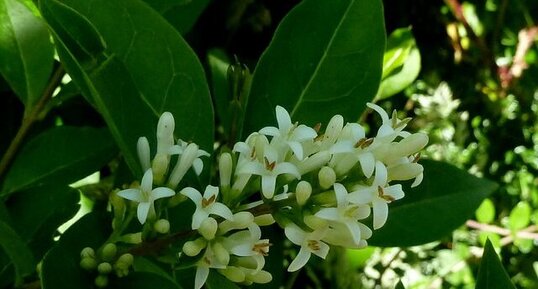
[475,239,516,289]
[368,160,498,247]
[1,126,117,196]
[243,0,385,134]
[0,221,34,286]
[0,0,54,108]
[41,0,214,177]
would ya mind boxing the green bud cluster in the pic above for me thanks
[79,243,135,287]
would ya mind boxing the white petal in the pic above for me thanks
[372,199,388,229]
[193,158,204,175]
[192,210,209,229]
[195,265,210,289]
[384,184,405,200]
[344,221,362,245]
[117,188,145,202]
[311,241,330,259]
[259,126,280,137]
[233,142,251,154]
[346,187,374,204]
[203,185,220,199]
[137,137,151,171]
[358,153,375,178]
[168,144,183,155]
[374,161,388,186]
[274,162,301,179]
[261,175,277,199]
[288,141,304,160]
[329,141,354,154]
[137,202,151,224]
[359,222,373,239]
[237,162,265,176]
[284,224,306,245]
[411,172,424,187]
[315,208,339,221]
[292,125,317,141]
[141,169,154,192]
[287,246,311,272]
[333,183,347,207]
[367,102,390,124]
[180,187,203,204]
[276,105,292,132]
[151,187,175,200]
[208,202,234,220]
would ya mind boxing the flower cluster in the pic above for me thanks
[93,103,427,289]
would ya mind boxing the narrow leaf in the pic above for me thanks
[475,239,516,289]
[243,0,385,134]
[0,0,54,107]
[369,160,498,247]
[1,126,117,196]
[0,221,34,286]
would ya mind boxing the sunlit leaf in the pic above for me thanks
[1,126,117,196]
[369,160,498,247]
[0,0,54,108]
[475,198,495,224]
[508,201,531,231]
[243,0,385,135]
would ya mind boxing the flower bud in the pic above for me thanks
[100,243,117,262]
[120,233,142,244]
[168,143,200,189]
[388,163,423,181]
[198,217,218,240]
[219,212,254,233]
[94,275,108,288]
[212,242,230,266]
[154,219,170,234]
[249,270,272,284]
[80,257,97,271]
[254,214,275,226]
[156,112,175,154]
[137,137,151,171]
[303,215,327,230]
[318,166,336,189]
[219,152,233,188]
[117,253,134,267]
[80,247,95,259]
[385,133,428,162]
[295,181,312,206]
[219,266,246,283]
[183,238,207,256]
[97,262,112,274]
[152,153,169,185]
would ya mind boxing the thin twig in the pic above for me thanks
[0,65,65,180]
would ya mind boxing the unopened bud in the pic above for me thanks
[388,163,423,181]
[219,212,254,233]
[199,217,218,240]
[386,133,428,162]
[249,270,272,284]
[219,266,246,283]
[137,137,151,171]
[94,275,108,288]
[120,233,142,244]
[80,247,95,258]
[156,112,175,153]
[183,238,207,256]
[295,181,312,206]
[254,214,275,226]
[212,242,230,265]
[100,243,117,262]
[318,166,336,189]
[219,152,233,188]
[303,215,327,230]
[154,219,170,234]
[117,253,134,267]
[80,257,97,271]
[152,153,169,185]
[98,262,112,274]
[168,143,200,189]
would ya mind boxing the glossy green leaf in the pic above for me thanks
[161,0,211,34]
[1,126,117,196]
[0,0,54,108]
[476,198,495,224]
[206,271,241,289]
[207,49,233,137]
[475,239,516,289]
[6,185,79,259]
[243,0,385,134]
[133,257,180,286]
[508,201,531,231]
[0,221,34,286]
[346,247,375,269]
[41,0,214,177]
[369,160,498,247]
[111,271,182,289]
[375,27,421,100]
[41,212,111,289]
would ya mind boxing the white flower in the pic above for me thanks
[117,169,175,224]
[367,102,411,141]
[315,183,370,245]
[284,224,329,272]
[168,142,209,189]
[237,145,300,199]
[259,106,317,160]
[347,161,404,229]
[180,185,234,230]
[224,224,270,271]
[194,243,227,289]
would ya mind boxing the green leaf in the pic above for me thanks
[207,49,233,137]
[395,280,406,289]
[161,0,211,34]
[0,0,54,108]
[41,0,214,177]
[475,239,516,289]
[375,28,421,100]
[0,221,34,286]
[111,271,182,289]
[6,185,79,259]
[41,211,111,289]
[508,201,531,231]
[369,160,498,247]
[1,126,117,196]
[133,257,180,286]
[475,198,495,224]
[346,247,375,269]
[243,0,385,134]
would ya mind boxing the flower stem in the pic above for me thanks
[0,65,65,180]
